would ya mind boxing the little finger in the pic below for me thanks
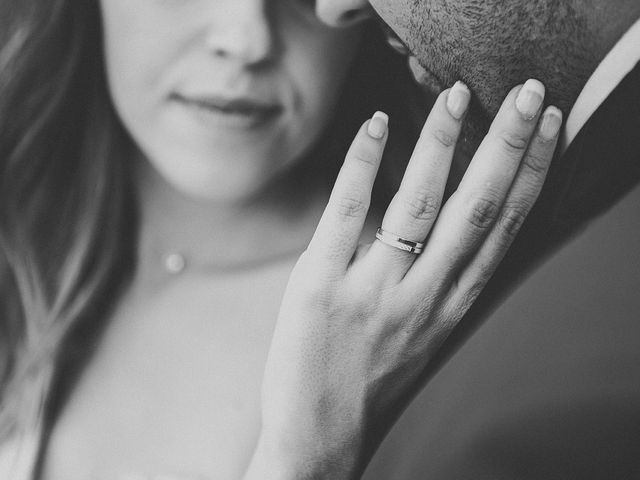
[450,105,562,306]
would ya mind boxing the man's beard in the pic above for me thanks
[404,51,492,183]
[405,58,494,192]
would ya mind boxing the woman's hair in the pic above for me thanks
[0,0,137,447]
[0,0,425,462]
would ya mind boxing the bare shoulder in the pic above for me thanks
[0,434,39,480]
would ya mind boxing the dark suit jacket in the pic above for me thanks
[367,62,640,478]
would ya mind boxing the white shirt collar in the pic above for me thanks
[562,17,640,153]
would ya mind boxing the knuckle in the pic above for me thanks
[430,128,457,148]
[397,187,441,223]
[289,270,335,308]
[334,193,369,219]
[345,283,386,322]
[498,200,530,238]
[465,195,501,230]
[410,295,439,329]
[349,146,379,168]
[521,150,551,177]
[496,129,529,153]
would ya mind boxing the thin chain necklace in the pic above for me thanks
[158,246,304,276]
[119,473,210,480]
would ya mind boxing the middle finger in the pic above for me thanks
[365,81,471,282]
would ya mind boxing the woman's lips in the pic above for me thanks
[171,92,283,129]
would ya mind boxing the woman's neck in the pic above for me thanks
[133,154,331,284]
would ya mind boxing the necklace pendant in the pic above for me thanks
[120,472,207,479]
[120,475,206,480]
[164,252,187,274]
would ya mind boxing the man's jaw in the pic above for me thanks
[371,11,491,165]
[377,17,447,95]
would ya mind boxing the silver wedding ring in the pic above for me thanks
[375,228,425,255]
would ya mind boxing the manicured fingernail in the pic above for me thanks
[516,79,545,120]
[446,81,471,120]
[539,106,563,141]
[368,111,388,139]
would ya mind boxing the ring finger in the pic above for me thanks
[366,81,471,282]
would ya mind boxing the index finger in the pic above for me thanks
[306,112,389,270]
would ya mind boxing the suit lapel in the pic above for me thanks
[425,60,640,380]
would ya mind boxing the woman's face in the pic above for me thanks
[99,0,363,201]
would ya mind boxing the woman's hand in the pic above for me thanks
[244,79,562,479]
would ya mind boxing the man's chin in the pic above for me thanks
[404,53,493,180]
[407,56,489,150]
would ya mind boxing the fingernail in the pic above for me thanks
[446,81,471,120]
[539,106,563,141]
[516,79,545,120]
[368,111,388,139]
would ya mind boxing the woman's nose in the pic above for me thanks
[315,0,372,27]
[204,6,275,66]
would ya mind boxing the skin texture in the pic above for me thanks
[315,0,640,178]
[367,0,598,151]
[316,0,640,156]
[99,0,362,202]
[244,83,562,479]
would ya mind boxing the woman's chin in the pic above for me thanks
[152,164,277,204]
[177,183,264,204]
[136,144,289,204]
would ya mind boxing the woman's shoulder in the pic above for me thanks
[0,433,38,480]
